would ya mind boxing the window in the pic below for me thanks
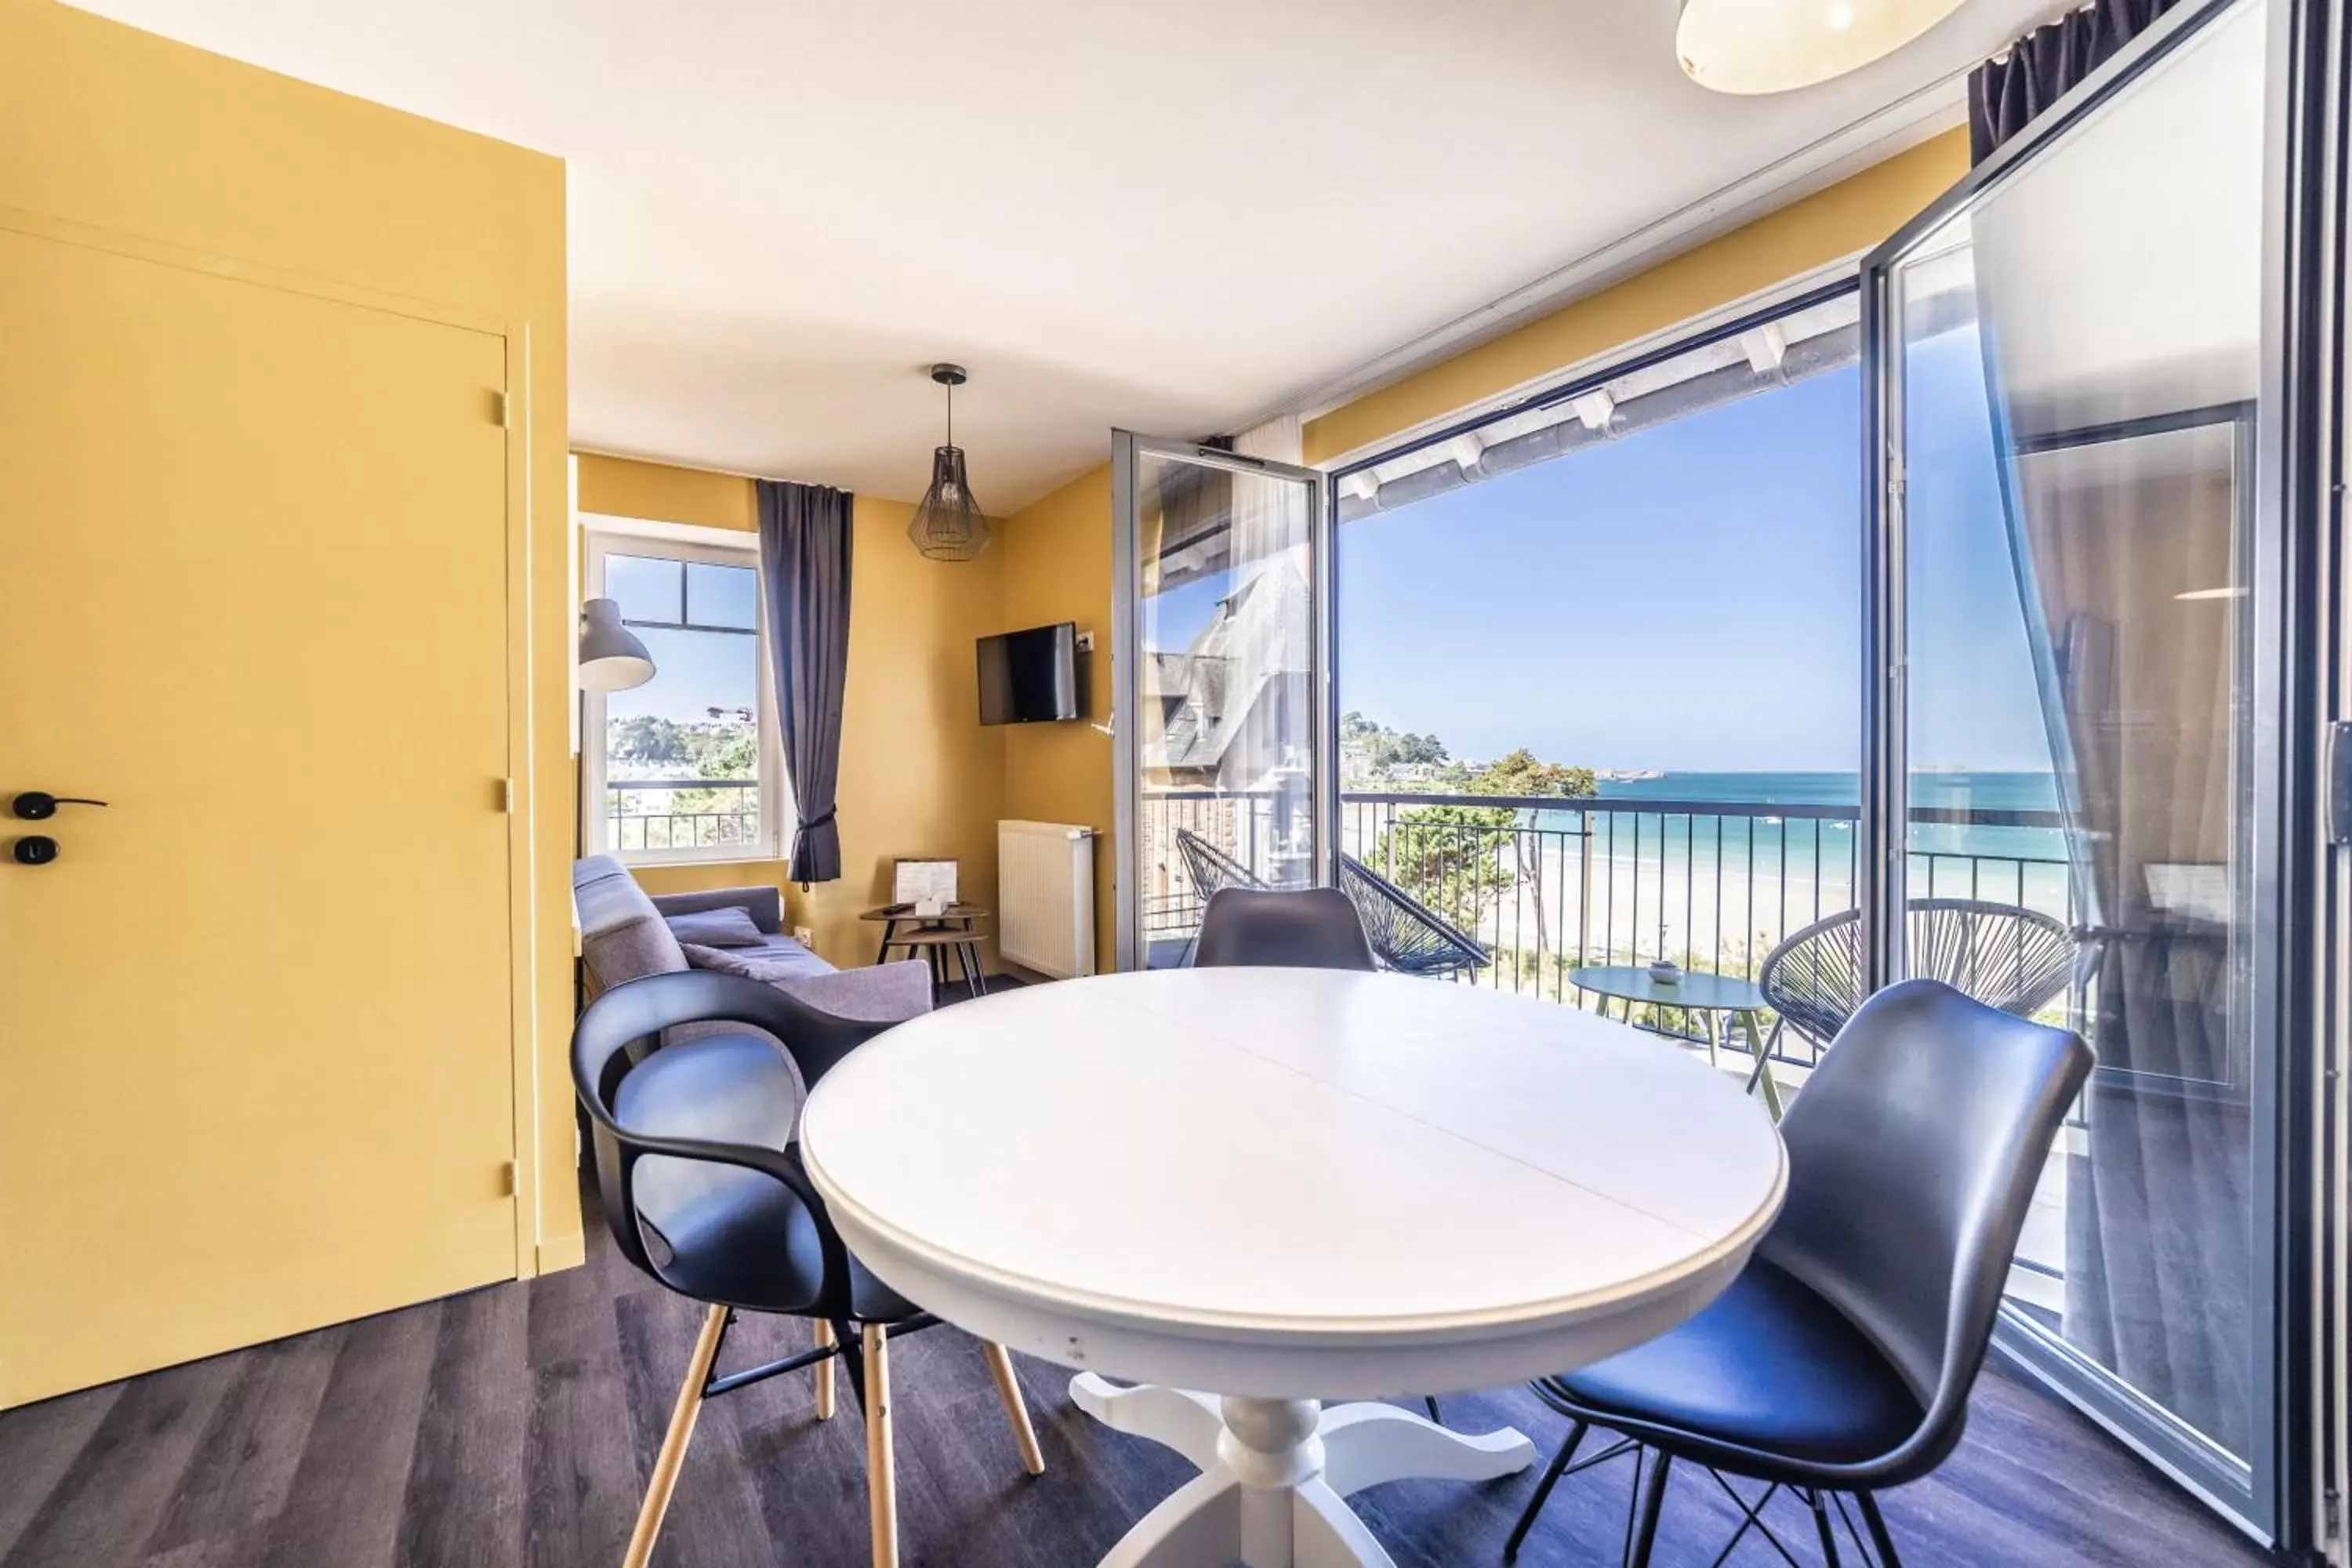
[1332,285,1863,1003]
[581,524,786,863]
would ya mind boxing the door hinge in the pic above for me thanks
[2328,723,2352,844]
[500,777,518,814]
[2324,1482,2340,1540]
[492,390,509,428]
[500,1160,517,1197]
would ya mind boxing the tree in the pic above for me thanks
[1341,710,1450,784]
[1382,749,1594,950]
[608,713,691,766]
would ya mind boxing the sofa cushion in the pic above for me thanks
[652,884,785,935]
[666,906,768,948]
[680,936,837,984]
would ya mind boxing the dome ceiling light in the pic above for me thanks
[1676,0,1972,95]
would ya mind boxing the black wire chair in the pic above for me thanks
[1338,855,1489,980]
[1748,898,2078,1100]
[1171,829,1489,980]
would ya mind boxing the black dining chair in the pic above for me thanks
[1502,978,2092,1567]
[573,969,1043,1568]
[1193,884,1381,971]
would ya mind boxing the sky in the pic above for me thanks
[1325,327,2055,775]
[608,322,2061,777]
[603,553,763,726]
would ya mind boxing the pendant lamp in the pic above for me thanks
[908,363,992,561]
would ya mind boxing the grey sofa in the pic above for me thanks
[573,855,933,1025]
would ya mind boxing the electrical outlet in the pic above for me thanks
[793,925,815,947]
[1075,629,1094,653]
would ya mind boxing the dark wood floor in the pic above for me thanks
[0,1174,2274,1568]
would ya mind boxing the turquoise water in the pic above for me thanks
[1469,769,2076,960]
[1591,769,2064,866]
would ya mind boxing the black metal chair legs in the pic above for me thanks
[1503,1428,1907,1568]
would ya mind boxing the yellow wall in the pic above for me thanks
[996,465,1120,969]
[0,1,579,1265]
[1304,131,1969,464]
[996,132,1970,973]
[575,454,1008,971]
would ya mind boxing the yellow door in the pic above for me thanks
[0,226,521,1405]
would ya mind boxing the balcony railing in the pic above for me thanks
[1141,787,2073,1069]
[606,777,761,855]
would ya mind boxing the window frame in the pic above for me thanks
[579,518,789,866]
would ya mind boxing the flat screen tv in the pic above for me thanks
[977,622,1083,725]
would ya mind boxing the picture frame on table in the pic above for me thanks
[892,857,959,917]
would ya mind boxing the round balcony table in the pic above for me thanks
[1569,964,1784,1120]
[799,968,1787,1568]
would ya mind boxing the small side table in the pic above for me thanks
[862,904,991,998]
[1567,965,1784,1121]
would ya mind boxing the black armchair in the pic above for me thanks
[1504,978,2092,1566]
[573,970,1043,1568]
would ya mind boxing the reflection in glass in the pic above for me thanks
[1890,0,2267,1474]
[1134,456,1315,966]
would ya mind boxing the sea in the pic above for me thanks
[1417,769,2072,964]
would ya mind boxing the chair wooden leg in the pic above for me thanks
[813,1319,836,1421]
[982,1341,1045,1475]
[862,1323,898,1568]
[623,1303,728,1568]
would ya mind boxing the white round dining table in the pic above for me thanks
[800,967,1786,1568]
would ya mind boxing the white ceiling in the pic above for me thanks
[72,0,2065,509]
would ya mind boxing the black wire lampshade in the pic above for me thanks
[908,363,992,561]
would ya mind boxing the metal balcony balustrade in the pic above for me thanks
[604,777,761,855]
[1142,788,2072,1070]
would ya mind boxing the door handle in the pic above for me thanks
[10,793,108,821]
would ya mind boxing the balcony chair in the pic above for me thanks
[572,970,1044,1568]
[1503,978,2092,1567]
[1173,827,1489,979]
[1744,898,2077,1102]
[1338,854,1490,980]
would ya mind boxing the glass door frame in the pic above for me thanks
[1110,430,1334,972]
[1859,0,2336,1547]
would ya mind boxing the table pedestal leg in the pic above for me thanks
[1072,1374,1534,1568]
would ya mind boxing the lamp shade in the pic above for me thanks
[579,597,655,692]
[907,445,992,561]
[1676,0,1969,95]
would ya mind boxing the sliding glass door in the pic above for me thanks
[1112,434,1330,970]
[1864,0,2288,1536]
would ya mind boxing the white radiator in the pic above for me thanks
[997,820,1097,979]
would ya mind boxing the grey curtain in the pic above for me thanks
[757,479,853,884]
[1968,0,2181,163]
